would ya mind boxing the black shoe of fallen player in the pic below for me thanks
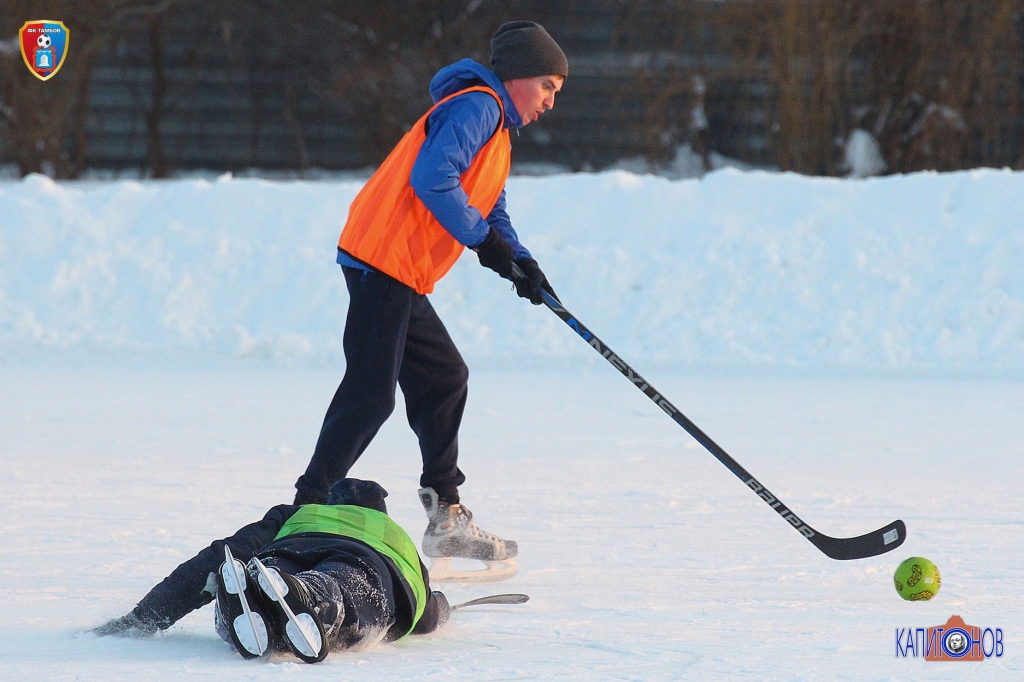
[250,558,328,663]
[217,546,271,659]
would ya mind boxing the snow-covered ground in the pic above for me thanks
[1,168,1023,679]
[3,168,1023,373]
[1,367,1021,680]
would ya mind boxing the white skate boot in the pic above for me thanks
[419,487,518,583]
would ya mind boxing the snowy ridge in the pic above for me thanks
[1,168,1022,371]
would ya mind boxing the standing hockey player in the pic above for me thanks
[93,479,449,663]
[292,21,568,582]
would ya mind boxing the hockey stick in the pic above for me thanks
[452,594,530,610]
[509,264,905,560]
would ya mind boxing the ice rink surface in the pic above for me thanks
[1,365,1021,680]
[3,165,1023,678]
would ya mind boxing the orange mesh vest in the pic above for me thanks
[338,86,511,294]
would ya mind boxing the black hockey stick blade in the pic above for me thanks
[809,519,906,560]
[452,594,530,610]
[509,264,909,561]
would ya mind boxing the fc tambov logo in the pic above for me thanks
[19,20,70,81]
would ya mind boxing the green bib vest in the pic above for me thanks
[274,504,427,633]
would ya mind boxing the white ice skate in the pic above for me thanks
[217,545,269,658]
[419,487,519,583]
[250,557,327,663]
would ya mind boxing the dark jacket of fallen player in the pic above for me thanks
[94,479,448,650]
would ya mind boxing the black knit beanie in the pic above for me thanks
[326,478,389,514]
[490,21,568,81]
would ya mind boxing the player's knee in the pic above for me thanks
[326,388,395,429]
[354,383,398,417]
[445,360,469,388]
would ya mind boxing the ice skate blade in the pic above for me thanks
[429,557,518,583]
[220,546,268,658]
[251,558,325,662]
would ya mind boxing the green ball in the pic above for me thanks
[893,557,941,601]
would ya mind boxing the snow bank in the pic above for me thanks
[1,168,1022,372]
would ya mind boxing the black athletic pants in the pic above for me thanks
[294,266,468,504]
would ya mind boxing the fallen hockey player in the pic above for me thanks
[92,479,449,663]
[292,21,568,583]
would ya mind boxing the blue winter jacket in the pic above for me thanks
[339,59,530,272]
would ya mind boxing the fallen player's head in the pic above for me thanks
[326,478,388,513]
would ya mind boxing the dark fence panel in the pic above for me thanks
[2,0,1023,178]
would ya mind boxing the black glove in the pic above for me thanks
[513,257,557,305]
[473,228,514,279]
[91,611,160,638]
